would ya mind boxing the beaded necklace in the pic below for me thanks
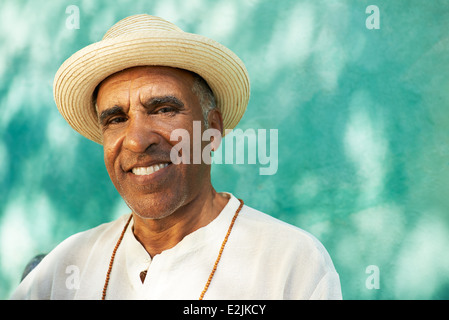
[101,199,244,300]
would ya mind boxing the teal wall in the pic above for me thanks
[1,0,449,299]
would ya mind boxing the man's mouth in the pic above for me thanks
[131,163,170,176]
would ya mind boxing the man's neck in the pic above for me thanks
[131,188,229,258]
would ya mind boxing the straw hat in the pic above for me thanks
[53,14,250,144]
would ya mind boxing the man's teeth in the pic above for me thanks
[132,163,169,176]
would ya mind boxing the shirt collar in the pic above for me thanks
[121,192,241,288]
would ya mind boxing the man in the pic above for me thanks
[11,15,341,300]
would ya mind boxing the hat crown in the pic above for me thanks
[102,14,183,40]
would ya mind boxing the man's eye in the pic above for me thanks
[156,106,176,114]
[109,117,127,124]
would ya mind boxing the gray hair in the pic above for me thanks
[191,73,217,129]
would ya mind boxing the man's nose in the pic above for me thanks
[122,114,160,153]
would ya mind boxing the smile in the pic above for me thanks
[131,163,170,176]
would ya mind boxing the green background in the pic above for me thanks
[1,0,449,300]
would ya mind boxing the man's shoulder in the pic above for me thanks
[238,204,336,268]
[234,203,342,299]
[240,204,323,245]
[11,215,131,299]
[55,214,129,253]
[32,214,131,274]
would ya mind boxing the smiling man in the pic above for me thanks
[96,66,228,259]
[11,15,342,300]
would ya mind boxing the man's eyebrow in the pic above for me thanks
[142,95,185,109]
[98,106,124,125]
[97,96,185,125]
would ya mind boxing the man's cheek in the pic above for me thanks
[102,149,120,185]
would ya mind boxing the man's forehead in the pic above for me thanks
[99,66,194,90]
[96,66,195,106]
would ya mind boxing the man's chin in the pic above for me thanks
[123,193,187,220]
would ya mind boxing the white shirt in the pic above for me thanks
[11,193,342,300]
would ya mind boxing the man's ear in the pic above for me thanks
[206,109,224,151]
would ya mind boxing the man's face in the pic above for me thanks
[96,66,212,219]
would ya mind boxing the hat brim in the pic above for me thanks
[53,30,250,144]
